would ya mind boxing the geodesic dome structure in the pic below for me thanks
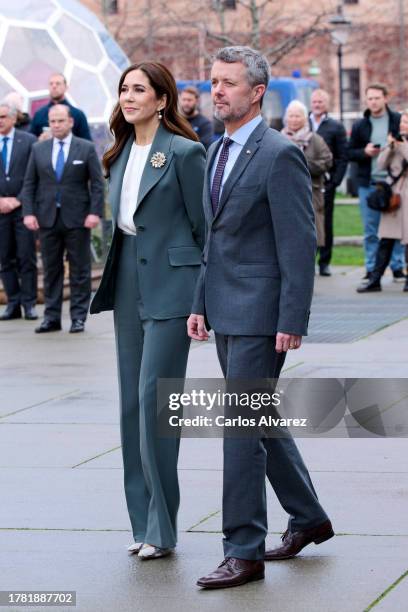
[0,0,129,144]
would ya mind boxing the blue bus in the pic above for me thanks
[177,77,319,134]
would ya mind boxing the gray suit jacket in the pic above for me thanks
[0,130,36,202]
[90,124,205,318]
[21,135,104,229]
[192,119,316,336]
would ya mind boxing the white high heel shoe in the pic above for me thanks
[127,542,143,555]
[137,543,174,559]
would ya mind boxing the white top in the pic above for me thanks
[118,142,152,235]
[52,132,72,169]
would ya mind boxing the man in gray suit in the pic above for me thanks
[188,47,333,589]
[22,105,104,334]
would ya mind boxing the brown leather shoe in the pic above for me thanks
[265,520,334,560]
[197,557,264,589]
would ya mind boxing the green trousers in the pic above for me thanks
[113,234,190,548]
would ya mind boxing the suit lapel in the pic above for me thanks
[135,124,174,210]
[43,139,55,179]
[8,132,22,175]
[60,136,80,181]
[205,138,222,219]
[109,136,133,223]
[214,120,268,220]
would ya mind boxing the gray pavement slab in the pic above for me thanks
[0,424,120,468]
[375,570,408,611]
[0,531,407,612]
[2,390,118,424]
[0,468,223,533]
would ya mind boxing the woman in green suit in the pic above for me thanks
[91,62,205,559]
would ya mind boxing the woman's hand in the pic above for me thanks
[387,133,396,147]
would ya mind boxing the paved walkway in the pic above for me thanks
[0,266,407,611]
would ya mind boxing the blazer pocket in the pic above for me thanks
[237,263,281,278]
[168,245,202,266]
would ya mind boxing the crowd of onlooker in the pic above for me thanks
[1,75,407,335]
[281,84,408,294]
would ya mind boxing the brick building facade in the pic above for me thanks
[82,0,408,115]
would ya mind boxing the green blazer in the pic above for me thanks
[90,124,206,318]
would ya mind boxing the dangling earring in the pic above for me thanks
[157,109,163,120]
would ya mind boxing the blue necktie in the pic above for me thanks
[1,136,9,173]
[211,137,233,214]
[55,141,65,182]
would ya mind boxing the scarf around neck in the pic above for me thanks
[281,125,313,151]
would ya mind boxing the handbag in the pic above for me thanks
[367,160,408,212]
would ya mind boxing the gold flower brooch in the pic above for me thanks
[150,151,166,168]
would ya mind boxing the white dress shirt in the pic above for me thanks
[52,132,73,170]
[210,114,263,200]
[1,127,15,174]
[310,113,327,132]
[118,142,152,235]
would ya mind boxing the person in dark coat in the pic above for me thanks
[348,83,405,280]
[0,101,37,320]
[179,86,214,149]
[309,89,348,276]
[30,73,91,142]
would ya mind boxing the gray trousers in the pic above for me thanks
[114,235,190,549]
[215,334,329,561]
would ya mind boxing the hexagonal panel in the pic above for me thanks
[0,74,14,99]
[102,61,122,98]
[69,66,106,118]
[54,13,103,65]
[1,26,66,90]
[0,0,56,21]
[97,29,129,71]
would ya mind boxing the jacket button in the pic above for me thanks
[140,258,147,265]
[137,225,145,232]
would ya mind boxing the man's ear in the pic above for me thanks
[252,84,266,104]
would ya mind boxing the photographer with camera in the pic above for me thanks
[357,111,408,293]
[348,84,405,281]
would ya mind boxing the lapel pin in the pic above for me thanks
[246,149,251,154]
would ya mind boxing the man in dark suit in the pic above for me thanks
[22,104,104,333]
[309,88,348,276]
[0,101,37,320]
[30,73,91,141]
[188,46,333,589]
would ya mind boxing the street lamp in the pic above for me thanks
[329,4,352,123]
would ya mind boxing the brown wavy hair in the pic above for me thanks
[103,62,199,176]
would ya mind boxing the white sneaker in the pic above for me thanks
[127,541,143,555]
[138,543,174,559]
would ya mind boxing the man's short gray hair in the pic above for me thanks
[214,46,271,88]
[0,101,18,118]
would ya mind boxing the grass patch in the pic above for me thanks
[334,204,363,237]
[331,245,364,266]
[334,192,354,201]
